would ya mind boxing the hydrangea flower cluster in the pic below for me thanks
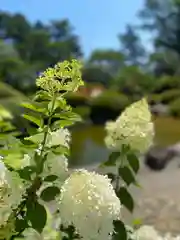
[46,128,71,148]
[36,59,84,93]
[0,160,25,238]
[59,169,121,240]
[105,98,154,153]
[42,153,69,180]
[133,225,180,240]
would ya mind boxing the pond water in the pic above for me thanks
[69,116,180,167]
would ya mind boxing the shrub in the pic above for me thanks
[169,97,180,117]
[89,90,130,111]
[147,94,162,105]
[159,89,180,104]
[153,76,180,94]
[73,106,91,120]
[65,92,88,107]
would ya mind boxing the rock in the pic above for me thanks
[145,146,177,170]
[150,103,169,116]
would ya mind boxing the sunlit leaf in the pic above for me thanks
[23,114,43,128]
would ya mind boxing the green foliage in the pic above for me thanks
[73,106,91,120]
[147,94,161,105]
[158,89,180,104]
[40,186,60,202]
[26,201,47,233]
[117,187,134,212]
[65,92,88,106]
[169,97,180,117]
[153,76,180,94]
[90,90,130,111]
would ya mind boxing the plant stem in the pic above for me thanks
[39,94,56,159]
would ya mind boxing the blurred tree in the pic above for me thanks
[119,24,146,66]
[113,65,155,97]
[138,0,180,75]
[88,49,125,74]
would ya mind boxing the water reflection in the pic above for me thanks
[70,138,110,167]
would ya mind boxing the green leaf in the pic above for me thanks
[21,102,46,113]
[27,201,47,233]
[3,153,24,170]
[117,187,134,212]
[18,166,36,181]
[112,220,127,240]
[52,145,70,156]
[127,153,140,174]
[53,119,75,128]
[23,114,43,128]
[40,186,60,202]
[25,132,44,144]
[118,166,135,186]
[44,175,58,182]
[15,218,29,233]
[54,111,82,122]
[100,152,120,167]
[34,90,51,101]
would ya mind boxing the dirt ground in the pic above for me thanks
[121,157,180,235]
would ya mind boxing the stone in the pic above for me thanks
[144,145,177,170]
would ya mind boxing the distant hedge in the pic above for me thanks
[169,98,180,117]
[89,90,130,111]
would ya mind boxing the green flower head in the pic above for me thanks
[36,59,84,94]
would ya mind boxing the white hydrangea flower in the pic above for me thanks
[105,98,154,153]
[42,153,69,180]
[47,128,71,148]
[0,214,15,240]
[134,225,162,240]
[0,160,26,226]
[59,169,121,240]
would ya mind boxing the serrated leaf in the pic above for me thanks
[40,186,60,202]
[100,152,120,167]
[117,187,134,212]
[27,201,47,233]
[127,153,140,174]
[112,220,127,240]
[118,166,135,185]
[23,114,43,128]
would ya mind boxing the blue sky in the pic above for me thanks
[0,0,149,57]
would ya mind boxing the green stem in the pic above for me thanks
[39,94,56,159]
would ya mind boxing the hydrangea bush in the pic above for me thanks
[0,59,178,239]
